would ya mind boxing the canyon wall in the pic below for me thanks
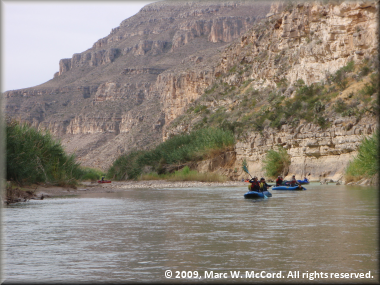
[3,1,271,170]
[159,1,378,181]
[3,1,378,180]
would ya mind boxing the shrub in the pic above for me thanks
[262,146,290,178]
[314,101,325,113]
[360,73,378,96]
[80,167,105,181]
[229,65,237,74]
[342,60,355,73]
[107,127,235,180]
[6,121,82,186]
[345,131,378,181]
[360,65,371,77]
[169,166,227,182]
[315,116,329,129]
[329,60,355,90]
[334,99,348,113]
[194,105,208,113]
[276,77,288,88]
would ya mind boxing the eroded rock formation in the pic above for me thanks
[3,1,378,180]
[4,1,270,170]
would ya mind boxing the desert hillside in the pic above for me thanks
[4,1,378,182]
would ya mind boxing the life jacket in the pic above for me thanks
[250,181,260,191]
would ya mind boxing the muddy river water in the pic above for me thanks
[2,183,378,283]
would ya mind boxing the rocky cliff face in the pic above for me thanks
[4,1,378,180]
[234,116,377,182]
[4,1,271,169]
[159,0,378,181]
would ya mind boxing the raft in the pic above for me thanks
[283,179,309,185]
[296,179,310,184]
[272,185,306,191]
[97,180,112,183]
[244,190,272,199]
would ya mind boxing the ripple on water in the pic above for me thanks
[3,185,378,283]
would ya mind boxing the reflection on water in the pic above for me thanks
[2,183,378,283]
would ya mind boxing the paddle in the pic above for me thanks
[242,165,252,179]
[242,165,268,199]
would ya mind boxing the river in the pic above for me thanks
[1,183,378,283]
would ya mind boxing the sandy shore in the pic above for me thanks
[34,180,247,198]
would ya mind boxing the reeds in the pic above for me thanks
[345,131,378,183]
[107,127,235,180]
[262,146,290,178]
[6,121,82,185]
[139,166,227,182]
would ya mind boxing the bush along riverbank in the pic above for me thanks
[345,130,379,186]
[262,146,291,179]
[107,127,235,181]
[4,121,105,204]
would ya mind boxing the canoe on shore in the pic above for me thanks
[272,185,306,191]
[97,180,112,183]
[244,190,272,199]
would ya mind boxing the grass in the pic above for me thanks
[345,131,378,183]
[6,120,82,186]
[262,146,291,178]
[80,167,105,181]
[6,120,104,186]
[107,127,235,180]
[165,57,377,162]
[139,166,227,182]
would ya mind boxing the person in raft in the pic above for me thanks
[289,175,297,186]
[276,176,283,186]
[249,177,260,192]
[259,177,271,192]
[101,176,105,182]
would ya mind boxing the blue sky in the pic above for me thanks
[2,1,155,92]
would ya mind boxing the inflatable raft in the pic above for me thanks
[244,190,272,199]
[97,180,112,183]
[272,185,306,190]
[297,178,310,184]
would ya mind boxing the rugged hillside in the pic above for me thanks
[4,0,378,182]
[4,0,271,169]
[159,0,378,181]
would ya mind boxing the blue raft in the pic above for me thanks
[272,185,306,191]
[297,178,310,185]
[244,190,272,199]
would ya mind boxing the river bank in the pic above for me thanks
[4,177,375,203]
[32,180,248,199]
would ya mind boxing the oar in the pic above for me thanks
[242,165,268,199]
[242,165,252,178]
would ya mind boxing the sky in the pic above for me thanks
[1,1,155,92]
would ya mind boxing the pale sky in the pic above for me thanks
[1,1,155,92]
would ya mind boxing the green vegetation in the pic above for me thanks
[345,131,379,183]
[107,127,235,180]
[166,55,378,156]
[6,120,102,186]
[262,146,290,178]
[80,167,106,182]
[140,166,227,182]
[130,53,377,183]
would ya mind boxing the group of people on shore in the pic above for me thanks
[248,175,303,192]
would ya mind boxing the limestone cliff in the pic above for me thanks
[160,0,378,182]
[3,1,378,181]
[4,1,271,170]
